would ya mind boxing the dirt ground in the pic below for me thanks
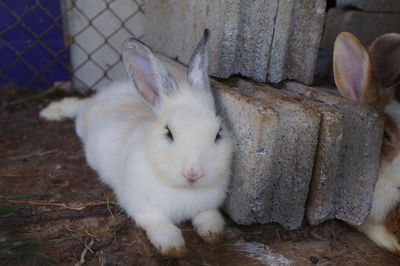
[1,89,400,266]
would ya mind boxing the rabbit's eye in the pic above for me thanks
[383,129,393,143]
[215,127,222,142]
[165,126,174,142]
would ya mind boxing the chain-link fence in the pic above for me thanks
[0,0,144,92]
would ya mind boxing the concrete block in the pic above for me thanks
[284,82,383,225]
[303,108,344,225]
[274,0,326,84]
[321,8,400,54]
[337,0,400,13]
[144,0,326,85]
[213,79,320,229]
[270,87,345,225]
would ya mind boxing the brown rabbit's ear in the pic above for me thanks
[333,32,378,104]
[368,33,400,89]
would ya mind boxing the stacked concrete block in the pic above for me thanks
[321,8,400,54]
[213,80,320,229]
[273,86,345,224]
[219,80,383,227]
[337,0,400,13]
[284,82,383,225]
[143,0,326,85]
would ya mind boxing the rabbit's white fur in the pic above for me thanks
[359,150,400,251]
[39,97,86,121]
[369,137,400,224]
[358,222,400,251]
[364,100,400,227]
[40,31,233,255]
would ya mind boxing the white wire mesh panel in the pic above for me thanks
[63,0,145,91]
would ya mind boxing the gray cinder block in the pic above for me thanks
[337,0,400,13]
[284,82,383,225]
[144,0,326,84]
[274,88,345,225]
[321,8,400,54]
[213,79,320,229]
[318,8,400,80]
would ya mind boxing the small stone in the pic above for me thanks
[309,256,319,264]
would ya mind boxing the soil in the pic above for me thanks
[1,89,400,266]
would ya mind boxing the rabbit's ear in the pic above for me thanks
[333,32,378,104]
[368,33,400,89]
[187,29,211,93]
[123,38,178,110]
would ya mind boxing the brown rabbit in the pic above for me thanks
[333,31,400,252]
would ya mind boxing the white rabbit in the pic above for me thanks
[333,32,400,253]
[40,30,233,257]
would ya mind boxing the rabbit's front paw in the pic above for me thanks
[360,223,400,253]
[146,222,187,257]
[193,210,225,244]
[370,228,400,252]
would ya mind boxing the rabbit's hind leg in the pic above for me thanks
[40,97,87,121]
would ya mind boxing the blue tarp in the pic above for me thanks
[0,0,70,89]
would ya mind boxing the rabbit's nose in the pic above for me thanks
[183,169,204,184]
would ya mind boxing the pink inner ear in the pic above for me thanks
[333,33,377,104]
[142,81,159,106]
[133,69,160,107]
[130,53,161,107]
[342,40,368,99]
